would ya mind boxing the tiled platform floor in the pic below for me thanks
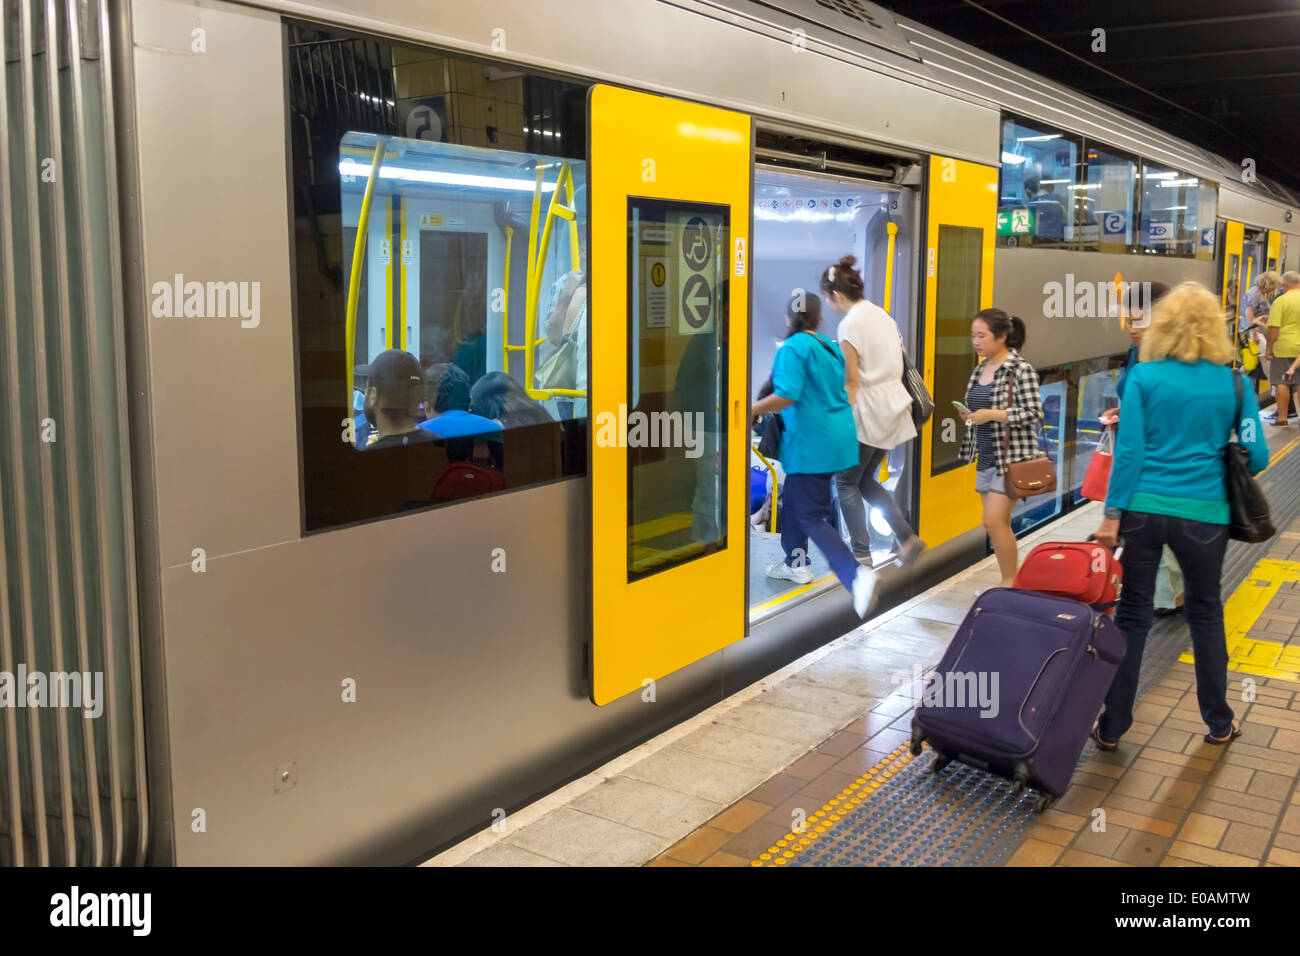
[428,431,1300,868]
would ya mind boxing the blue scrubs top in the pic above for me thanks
[771,332,858,475]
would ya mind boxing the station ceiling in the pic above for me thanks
[888,0,1300,194]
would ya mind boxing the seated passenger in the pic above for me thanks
[541,257,588,418]
[352,384,374,448]
[469,371,555,429]
[359,350,436,450]
[420,364,504,440]
[1092,282,1269,751]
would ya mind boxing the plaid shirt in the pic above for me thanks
[958,351,1045,474]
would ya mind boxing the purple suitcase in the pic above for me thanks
[909,587,1126,811]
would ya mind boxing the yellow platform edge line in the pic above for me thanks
[750,742,914,867]
[1179,558,1300,681]
[750,572,839,615]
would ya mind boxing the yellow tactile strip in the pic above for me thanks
[750,743,914,866]
[1178,558,1300,681]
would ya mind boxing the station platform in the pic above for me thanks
[427,430,1300,868]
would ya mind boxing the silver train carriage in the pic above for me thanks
[0,0,1297,866]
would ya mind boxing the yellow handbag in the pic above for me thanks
[1240,336,1260,372]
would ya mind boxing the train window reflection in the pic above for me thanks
[625,198,729,580]
[997,117,1081,249]
[1139,161,1207,257]
[1080,144,1138,250]
[930,224,983,476]
[337,132,586,504]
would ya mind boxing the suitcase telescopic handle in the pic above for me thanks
[1085,532,1123,562]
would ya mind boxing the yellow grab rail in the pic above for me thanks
[883,220,898,314]
[880,219,899,481]
[501,226,514,373]
[344,139,387,441]
[751,444,779,534]
[524,161,587,400]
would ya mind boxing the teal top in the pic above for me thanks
[1105,360,1270,524]
[772,331,858,475]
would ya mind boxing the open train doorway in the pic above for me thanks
[748,165,918,617]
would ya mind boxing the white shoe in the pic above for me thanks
[852,567,879,618]
[767,559,814,585]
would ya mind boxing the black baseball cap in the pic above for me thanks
[360,350,424,415]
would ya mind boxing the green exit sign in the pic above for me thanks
[997,206,1036,236]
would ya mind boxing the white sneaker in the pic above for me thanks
[766,559,814,584]
[852,567,879,618]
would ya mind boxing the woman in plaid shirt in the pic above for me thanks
[957,309,1044,586]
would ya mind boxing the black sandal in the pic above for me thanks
[1204,721,1242,745]
[1091,725,1119,752]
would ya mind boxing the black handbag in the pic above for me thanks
[1227,371,1275,543]
[756,413,783,460]
[900,338,934,427]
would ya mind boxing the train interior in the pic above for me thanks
[748,170,917,614]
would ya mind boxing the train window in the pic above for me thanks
[930,224,983,476]
[997,117,1081,249]
[1078,143,1138,251]
[625,198,729,580]
[287,20,590,531]
[1138,162,1209,258]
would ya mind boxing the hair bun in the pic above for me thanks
[838,255,857,269]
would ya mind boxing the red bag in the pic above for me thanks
[432,461,505,501]
[1013,541,1122,611]
[1081,427,1113,502]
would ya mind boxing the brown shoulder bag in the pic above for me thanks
[1001,365,1057,499]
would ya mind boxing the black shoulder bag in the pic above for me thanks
[1226,370,1275,542]
[756,334,839,460]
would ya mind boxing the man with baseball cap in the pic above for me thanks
[357,349,435,449]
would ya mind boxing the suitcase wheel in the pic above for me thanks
[1010,763,1030,794]
[1031,793,1056,813]
[909,724,925,756]
[931,754,952,774]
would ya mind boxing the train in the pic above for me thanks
[1,0,1297,866]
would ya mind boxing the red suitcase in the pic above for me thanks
[1013,540,1121,610]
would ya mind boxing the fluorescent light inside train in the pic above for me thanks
[1159,178,1199,187]
[1001,152,1028,165]
[338,159,557,192]
[1016,134,1061,142]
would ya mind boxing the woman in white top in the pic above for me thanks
[820,255,925,565]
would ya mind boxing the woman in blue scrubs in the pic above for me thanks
[752,292,878,618]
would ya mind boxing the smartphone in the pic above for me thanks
[951,400,971,416]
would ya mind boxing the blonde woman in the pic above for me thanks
[1093,282,1269,751]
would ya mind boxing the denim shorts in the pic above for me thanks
[974,465,1006,495]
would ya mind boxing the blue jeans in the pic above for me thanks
[1098,511,1235,741]
[781,473,860,592]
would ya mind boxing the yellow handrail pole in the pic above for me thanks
[344,139,387,439]
[880,219,899,481]
[525,162,571,399]
[564,165,579,271]
[523,164,544,375]
[502,226,514,373]
[883,220,898,314]
[752,445,779,534]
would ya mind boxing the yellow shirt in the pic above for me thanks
[1267,289,1300,358]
